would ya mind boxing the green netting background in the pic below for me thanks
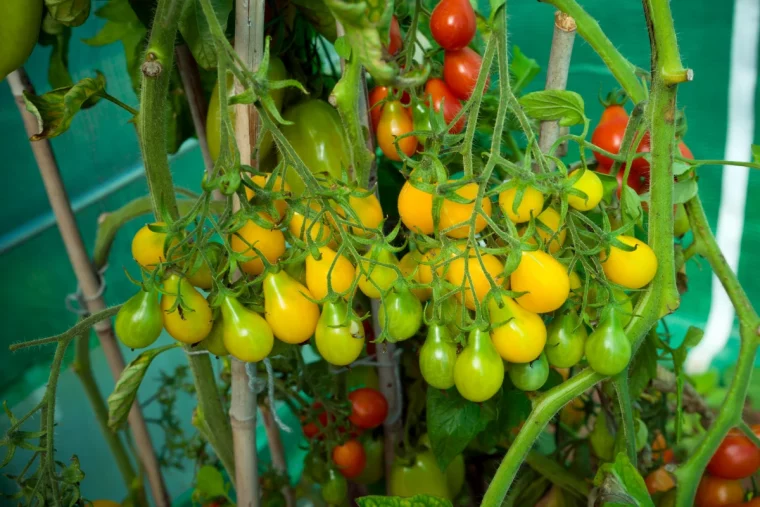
[0,0,758,502]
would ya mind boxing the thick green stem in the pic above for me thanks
[72,333,140,499]
[331,57,374,187]
[137,0,235,482]
[482,370,604,506]
[674,195,760,505]
[541,0,647,103]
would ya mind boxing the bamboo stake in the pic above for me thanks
[538,11,577,166]
[176,44,213,171]
[7,68,169,507]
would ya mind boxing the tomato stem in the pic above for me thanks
[613,368,637,466]
[739,421,760,449]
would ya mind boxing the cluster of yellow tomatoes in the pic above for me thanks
[390,164,658,402]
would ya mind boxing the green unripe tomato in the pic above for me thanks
[115,289,163,349]
[0,0,44,81]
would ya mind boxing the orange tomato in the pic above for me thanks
[439,182,491,238]
[229,214,286,276]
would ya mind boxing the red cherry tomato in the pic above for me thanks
[424,78,464,134]
[600,104,628,124]
[707,427,760,480]
[388,16,402,55]
[377,100,418,161]
[369,86,388,133]
[301,403,331,439]
[695,475,745,507]
[591,117,627,169]
[332,439,367,479]
[430,0,476,51]
[679,140,694,159]
[348,388,388,429]
[443,47,489,100]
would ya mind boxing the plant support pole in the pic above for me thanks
[538,10,576,165]
[7,68,168,507]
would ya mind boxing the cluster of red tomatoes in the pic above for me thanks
[591,101,694,197]
[643,427,760,506]
[300,387,390,502]
[369,0,486,160]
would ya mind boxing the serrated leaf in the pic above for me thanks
[593,453,654,507]
[357,495,453,507]
[673,178,698,205]
[325,0,397,84]
[107,343,179,430]
[23,73,107,140]
[427,388,496,469]
[511,46,540,95]
[519,90,585,127]
[179,0,233,70]
[195,465,227,498]
[334,36,352,60]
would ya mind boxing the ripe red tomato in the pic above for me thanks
[348,388,388,429]
[443,47,489,100]
[425,78,464,134]
[679,140,694,159]
[695,475,745,507]
[600,104,628,124]
[707,427,760,480]
[430,0,476,51]
[369,86,388,133]
[332,439,367,479]
[591,117,627,169]
[301,403,330,439]
[388,16,402,55]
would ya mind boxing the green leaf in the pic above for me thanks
[334,35,352,60]
[479,388,531,449]
[325,0,397,84]
[673,178,698,205]
[179,0,233,70]
[621,185,643,225]
[672,161,692,176]
[45,0,91,27]
[426,388,496,469]
[292,0,338,41]
[519,90,585,127]
[23,73,107,141]
[60,456,86,485]
[681,326,705,348]
[195,465,227,498]
[107,343,180,430]
[629,331,658,399]
[49,28,74,89]
[510,46,540,95]
[357,495,453,507]
[593,453,654,507]
[752,144,760,165]
[83,0,147,91]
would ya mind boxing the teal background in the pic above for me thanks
[0,0,757,503]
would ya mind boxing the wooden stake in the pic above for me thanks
[7,68,169,507]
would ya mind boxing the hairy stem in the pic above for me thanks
[138,0,235,483]
[540,0,647,103]
[613,369,637,465]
